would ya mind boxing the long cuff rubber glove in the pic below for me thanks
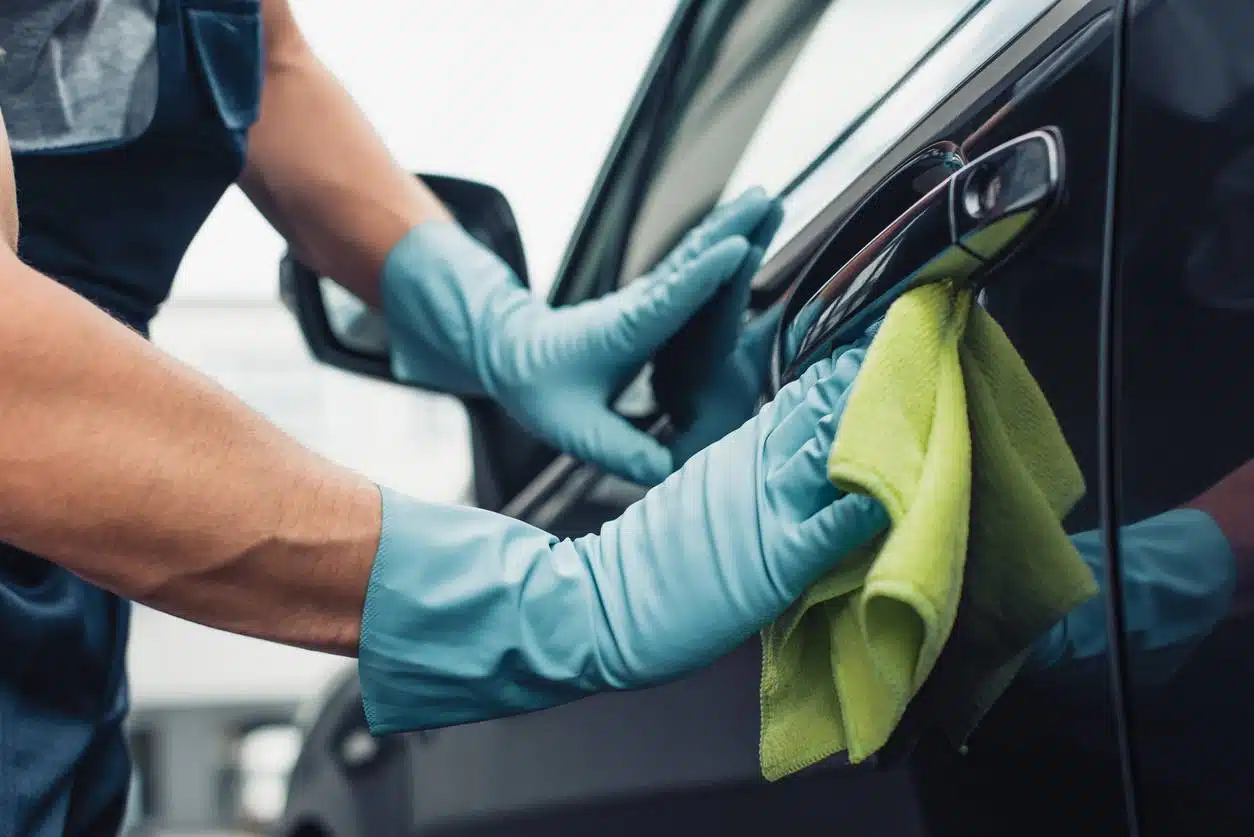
[1026,508,1237,687]
[379,187,778,486]
[358,343,889,734]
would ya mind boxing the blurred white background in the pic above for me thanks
[133,0,678,709]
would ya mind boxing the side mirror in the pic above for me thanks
[280,174,529,383]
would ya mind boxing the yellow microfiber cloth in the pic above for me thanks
[758,280,1100,781]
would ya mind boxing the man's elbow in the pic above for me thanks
[0,110,17,252]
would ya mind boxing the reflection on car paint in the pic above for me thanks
[1107,1,1254,831]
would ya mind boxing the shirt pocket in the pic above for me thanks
[185,1,264,136]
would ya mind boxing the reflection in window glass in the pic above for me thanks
[721,0,980,201]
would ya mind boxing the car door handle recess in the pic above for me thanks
[774,128,1065,389]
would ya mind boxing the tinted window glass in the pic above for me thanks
[617,0,981,282]
[764,0,1063,262]
[720,0,980,201]
[1114,0,1254,833]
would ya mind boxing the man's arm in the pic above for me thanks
[233,0,802,487]
[1187,460,1254,615]
[0,113,380,655]
[238,0,449,307]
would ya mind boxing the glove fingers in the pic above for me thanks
[561,407,674,486]
[770,411,842,520]
[747,199,785,252]
[708,244,760,352]
[598,236,752,362]
[765,346,865,463]
[763,351,835,422]
[798,493,890,564]
[744,303,784,352]
[764,494,888,602]
[666,387,758,469]
[740,304,785,390]
[661,187,775,273]
[668,243,759,366]
[652,243,761,422]
[702,187,778,246]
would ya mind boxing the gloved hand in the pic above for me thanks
[358,341,889,734]
[663,307,783,467]
[1027,508,1237,686]
[651,199,785,466]
[379,188,778,486]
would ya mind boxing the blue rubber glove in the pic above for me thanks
[1027,508,1237,686]
[659,305,781,468]
[379,188,778,486]
[358,343,889,734]
[652,200,785,465]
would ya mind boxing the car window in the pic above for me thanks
[615,0,1061,284]
[720,0,981,202]
[1112,2,1254,833]
[616,0,980,283]
[766,0,1062,261]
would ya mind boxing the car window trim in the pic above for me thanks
[1097,0,1146,829]
[752,0,1104,296]
[773,0,992,204]
[548,0,732,308]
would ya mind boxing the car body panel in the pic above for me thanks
[1109,1,1254,833]
[279,1,1254,835]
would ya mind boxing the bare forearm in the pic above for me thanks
[0,250,380,655]
[239,0,450,307]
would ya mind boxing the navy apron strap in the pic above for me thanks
[1,0,264,834]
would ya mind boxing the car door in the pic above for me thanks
[512,1,1144,834]
[749,4,1137,835]
[421,2,1140,835]
[280,1,1143,835]
[1107,1,1254,834]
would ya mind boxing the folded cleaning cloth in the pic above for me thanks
[759,280,1100,781]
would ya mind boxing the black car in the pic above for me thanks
[276,0,1254,834]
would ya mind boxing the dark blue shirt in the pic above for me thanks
[2,2,262,833]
